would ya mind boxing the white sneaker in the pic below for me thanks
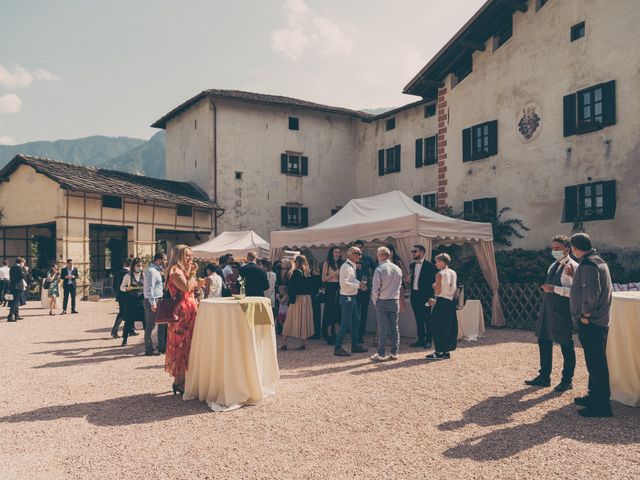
[370,353,388,362]
[388,353,398,361]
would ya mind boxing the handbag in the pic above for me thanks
[155,289,183,324]
[43,278,51,289]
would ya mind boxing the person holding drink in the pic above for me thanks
[119,257,145,347]
[353,240,376,344]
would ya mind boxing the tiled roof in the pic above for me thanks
[151,89,374,129]
[0,154,221,210]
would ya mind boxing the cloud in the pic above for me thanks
[0,94,23,114]
[271,0,354,60]
[0,135,16,145]
[0,64,61,88]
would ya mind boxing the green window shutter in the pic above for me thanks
[462,128,472,162]
[281,154,288,174]
[487,197,497,219]
[434,134,439,164]
[281,206,288,227]
[463,201,473,219]
[394,144,401,172]
[488,120,498,156]
[301,208,309,227]
[564,186,578,222]
[378,149,385,176]
[602,80,616,127]
[415,138,423,168]
[413,195,421,204]
[563,94,577,137]
[602,180,616,220]
[301,156,309,176]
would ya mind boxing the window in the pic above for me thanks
[235,171,242,180]
[462,120,498,161]
[280,205,308,227]
[102,195,122,209]
[563,81,616,136]
[331,206,342,216]
[453,55,472,87]
[493,17,513,51]
[571,22,585,42]
[280,153,309,176]
[378,145,401,176]
[536,0,549,11]
[413,193,438,211]
[288,116,299,130]
[385,118,396,131]
[464,198,497,220]
[564,181,616,222]
[415,135,438,168]
[176,205,193,217]
[424,103,436,118]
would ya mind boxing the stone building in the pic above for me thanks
[0,155,219,288]
[156,0,639,251]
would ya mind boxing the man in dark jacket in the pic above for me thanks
[239,251,269,297]
[111,259,131,338]
[61,258,79,314]
[7,257,26,322]
[569,233,613,418]
[409,245,438,348]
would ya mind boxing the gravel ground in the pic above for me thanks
[0,300,638,480]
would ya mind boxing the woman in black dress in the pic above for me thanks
[321,246,343,345]
[119,257,145,347]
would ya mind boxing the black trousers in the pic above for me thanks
[63,285,77,312]
[122,297,144,342]
[312,297,322,337]
[0,279,7,305]
[538,338,576,382]
[111,297,132,335]
[356,289,371,342]
[430,297,458,353]
[8,290,21,319]
[410,292,432,343]
[322,283,340,340]
[578,322,611,409]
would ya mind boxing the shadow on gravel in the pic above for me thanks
[0,392,210,427]
[441,389,640,461]
[32,344,148,368]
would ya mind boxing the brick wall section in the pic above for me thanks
[436,87,448,210]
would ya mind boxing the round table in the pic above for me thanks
[456,300,485,341]
[184,296,279,411]
[607,292,640,407]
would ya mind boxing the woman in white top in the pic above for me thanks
[426,253,458,360]
[261,259,277,306]
[203,263,223,299]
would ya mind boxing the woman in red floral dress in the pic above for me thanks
[165,244,199,396]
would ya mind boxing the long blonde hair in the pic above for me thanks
[167,244,192,276]
[289,255,310,278]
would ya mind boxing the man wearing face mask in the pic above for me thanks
[525,235,578,392]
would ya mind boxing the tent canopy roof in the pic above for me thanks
[191,231,270,260]
[270,190,493,248]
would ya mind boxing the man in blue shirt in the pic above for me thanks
[143,252,167,356]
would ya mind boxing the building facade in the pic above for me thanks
[156,0,639,252]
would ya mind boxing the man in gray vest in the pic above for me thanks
[569,233,613,418]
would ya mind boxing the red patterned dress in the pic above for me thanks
[165,268,198,378]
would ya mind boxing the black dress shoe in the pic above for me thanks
[574,395,592,407]
[410,341,426,348]
[61,310,66,314]
[554,381,573,392]
[7,318,16,322]
[111,332,120,339]
[524,375,551,387]
[71,310,79,314]
[578,407,613,418]
[425,352,446,360]
[334,347,351,357]
[129,331,139,336]
[309,334,321,340]
[144,351,161,356]
[424,342,432,349]
[351,344,369,353]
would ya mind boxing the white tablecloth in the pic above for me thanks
[607,292,640,407]
[457,300,485,341]
[184,297,279,411]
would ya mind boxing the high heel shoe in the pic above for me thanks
[172,383,185,396]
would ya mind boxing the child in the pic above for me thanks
[277,285,289,328]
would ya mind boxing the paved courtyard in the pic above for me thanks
[0,300,638,479]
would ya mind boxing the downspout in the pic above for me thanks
[209,97,224,235]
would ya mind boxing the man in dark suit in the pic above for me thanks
[239,251,269,297]
[7,257,26,322]
[61,258,79,314]
[409,245,438,348]
[111,259,131,338]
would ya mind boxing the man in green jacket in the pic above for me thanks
[569,233,613,418]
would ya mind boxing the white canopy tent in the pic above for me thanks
[191,230,270,261]
[270,190,505,326]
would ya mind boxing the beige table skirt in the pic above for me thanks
[184,297,279,411]
[607,292,640,407]
[457,300,485,341]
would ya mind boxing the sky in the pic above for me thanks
[0,0,486,144]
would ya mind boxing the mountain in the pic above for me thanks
[102,131,165,178]
[0,133,166,178]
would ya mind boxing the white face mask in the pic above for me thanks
[134,267,142,273]
[551,250,565,260]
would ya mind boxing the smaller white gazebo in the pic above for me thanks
[191,231,270,260]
